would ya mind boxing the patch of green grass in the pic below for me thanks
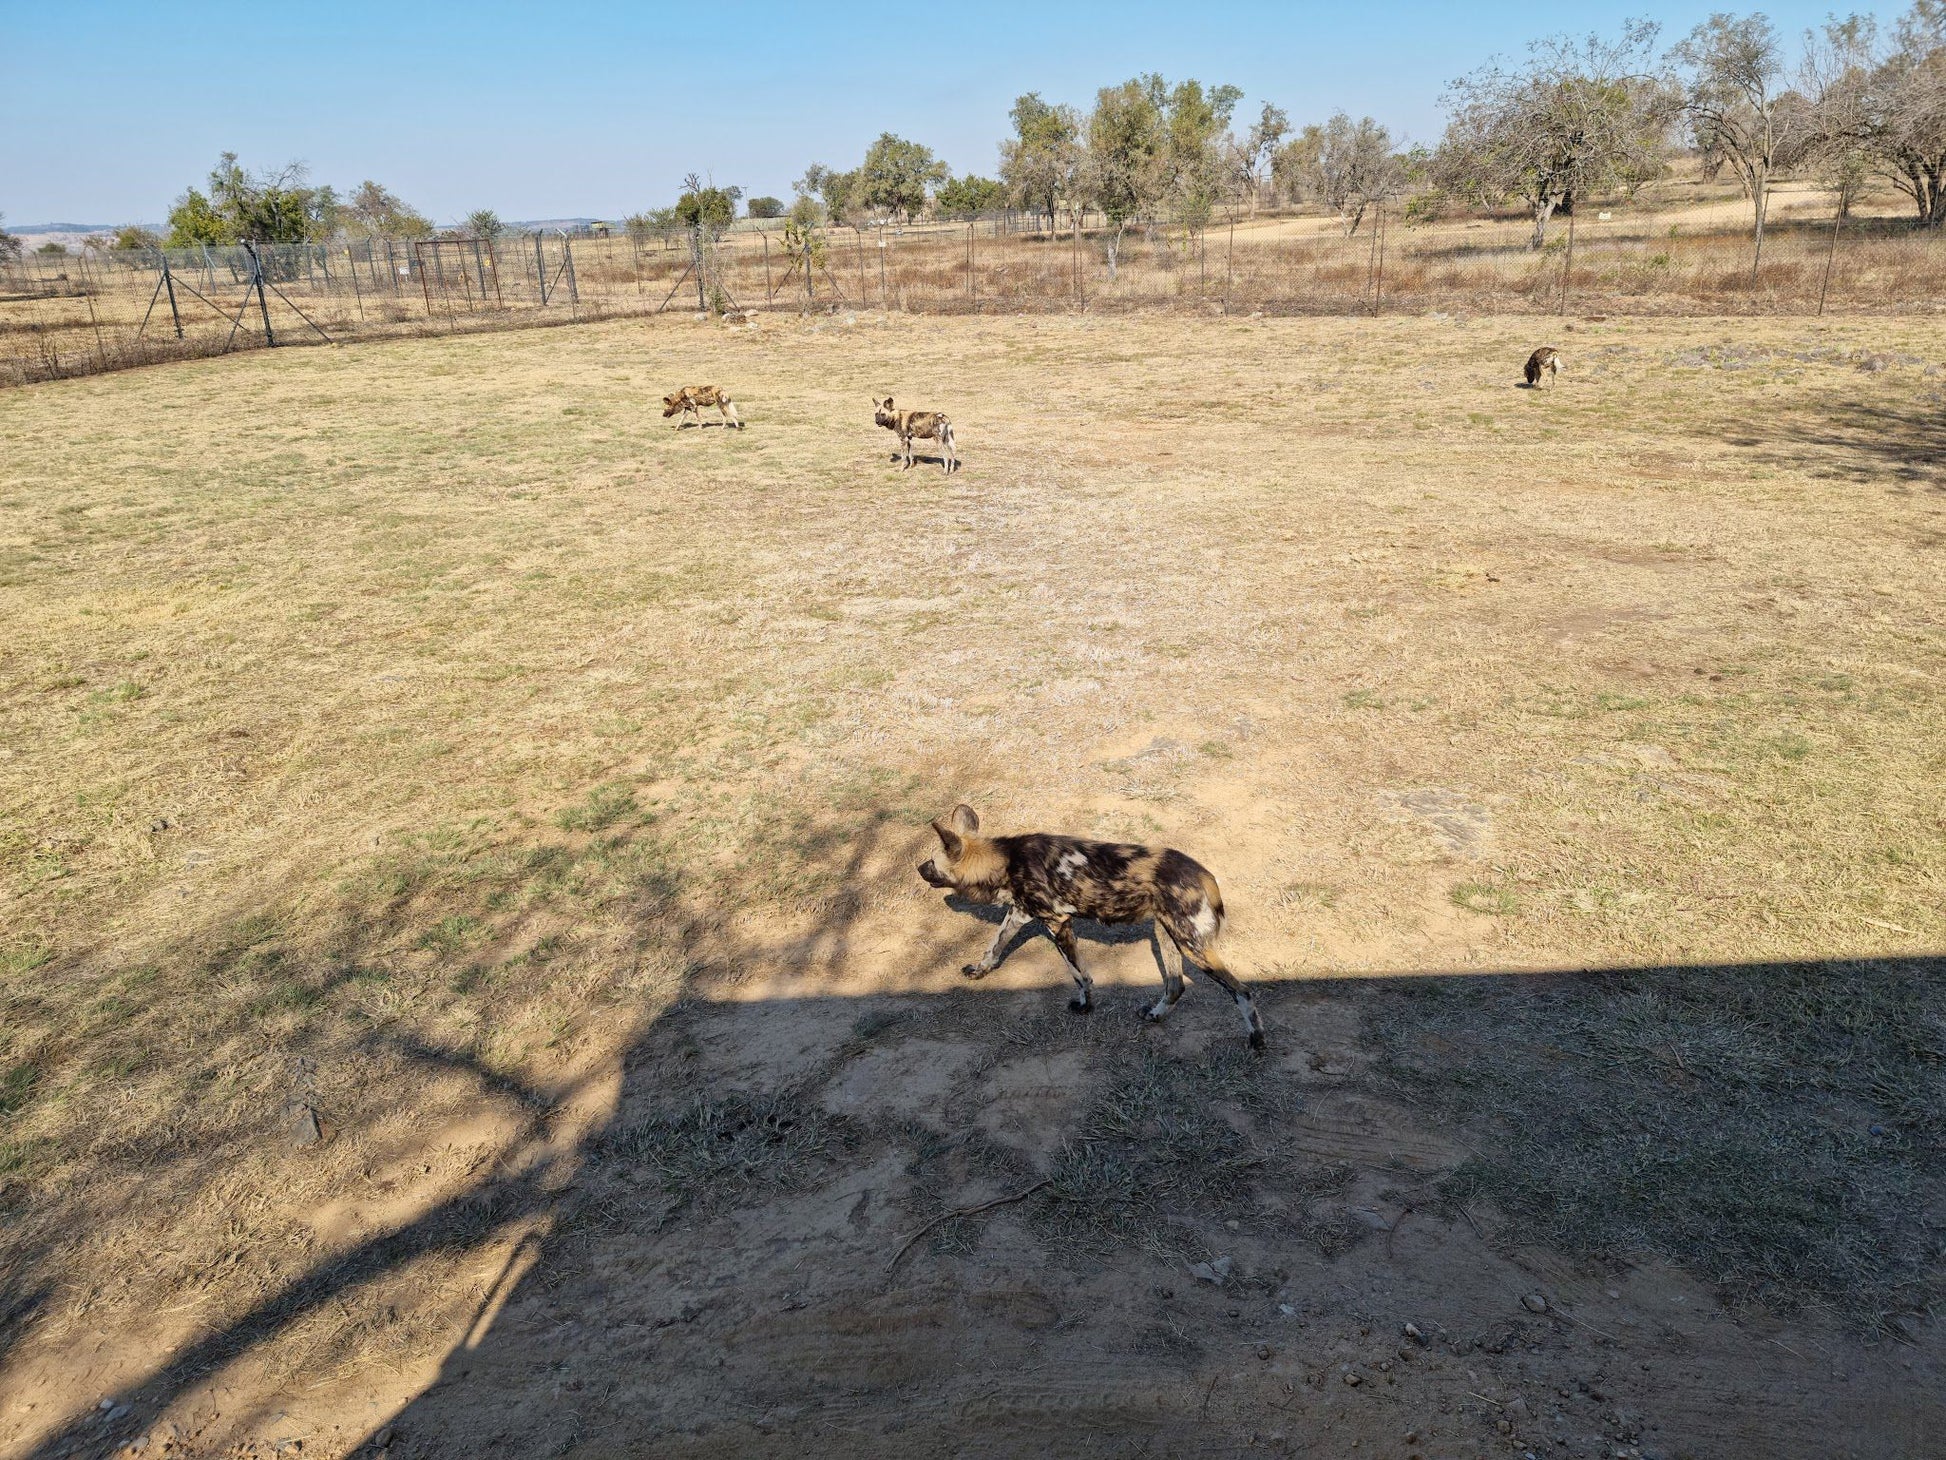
[1450,882,1519,916]
[1343,689,1385,710]
[556,782,640,833]
[419,915,487,954]
[0,1061,39,1117]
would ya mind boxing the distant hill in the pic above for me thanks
[10,222,161,235]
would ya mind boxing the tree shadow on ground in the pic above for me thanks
[17,925,1943,1458]
[1749,395,1946,494]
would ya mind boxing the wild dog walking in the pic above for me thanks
[917,805,1266,1049]
[1523,347,1564,387]
[874,397,958,473]
[662,384,743,428]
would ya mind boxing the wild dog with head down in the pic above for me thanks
[1523,347,1564,387]
[662,384,743,428]
[874,397,958,473]
[917,805,1266,1049]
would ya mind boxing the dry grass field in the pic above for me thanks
[1,310,1943,1458]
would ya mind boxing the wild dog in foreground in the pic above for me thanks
[1524,347,1564,387]
[874,397,958,473]
[662,384,743,428]
[917,805,1266,1049]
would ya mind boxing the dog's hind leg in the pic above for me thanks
[965,905,1029,979]
[940,422,956,474]
[1168,920,1265,1050]
[1045,916,1094,1013]
[1141,923,1189,1023]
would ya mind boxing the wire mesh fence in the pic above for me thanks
[5,205,1943,387]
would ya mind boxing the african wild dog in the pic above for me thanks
[917,805,1266,1050]
[1524,347,1564,387]
[873,397,958,473]
[662,384,743,428]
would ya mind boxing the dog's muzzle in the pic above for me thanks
[917,862,950,888]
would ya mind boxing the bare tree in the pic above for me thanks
[1813,4,1946,226]
[1672,12,1820,279]
[1000,93,1083,232]
[1435,20,1673,249]
[1279,113,1405,234]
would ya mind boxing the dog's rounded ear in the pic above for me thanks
[882,397,893,408]
[930,819,963,859]
[948,804,979,835]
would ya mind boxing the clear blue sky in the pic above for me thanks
[1,0,1865,226]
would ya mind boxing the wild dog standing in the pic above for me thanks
[662,384,743,428]
[917,805,1266,1050]
[873,397,958,473]
[1523,347,1564,387]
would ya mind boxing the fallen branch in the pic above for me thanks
[887,1179,1051,1272]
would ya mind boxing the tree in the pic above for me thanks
[465,209,506,241]
[1279,113,1407,234]
[747,196,786,219]
[676,174,738,311]
[36,241,67,255]
[1160,78,1243,233]
[936,175,1005,218]
[1435,21,1673,249]
[1000,93,1083,230]
[1230,102,1292,216]
[795,163,856,225]
[1672,13,1820,278]
[344,180,434,241]
[857,133,948,223]
[1086,76,1169,277]
[165,152,333,245]
[0,215,20,263]
[1813,4,1946,226]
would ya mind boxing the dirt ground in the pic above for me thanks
[1,310,1942,1459]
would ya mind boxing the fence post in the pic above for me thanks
[162,252,183,339]
[1558,207,1576,315]
[346,245,364,321]
[534,232,548,305]
[1372,206,1387,316]
[1817,202,1842,317]
[563,236,579,305]
[1224,217,1235,314]
[968,222,975,308]
[414,241,434,317]
[762,230,774,302]
[241,242,276,346]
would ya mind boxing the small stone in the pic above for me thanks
[1403,1321,1426,1343]
[1522,1293,1549,1313]
[288,1103,322,1148]
[1278,1304,1297,1317]
[1225,1219,1241,1231]
[1606,1289,1622,1300]
[1257,1344,1274,1360]
[374,1427,395,1448]
[1342,1372,1363,1386]
[101,1399,119,1411]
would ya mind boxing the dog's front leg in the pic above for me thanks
[964,906,1029,979]
[1046,917,1094,1013]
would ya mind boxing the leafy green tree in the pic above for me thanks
[465,209,506,241]
[36,241,67,255]
[747,196,786,219]
[1001,93,1083,229]
[795,163,857,225]
[857,133,948,223]
[936,174,1005,218]
[1280,113,1407,234]
[344,180,434,240]
[0,215,20,263]
[165,152,333,245]
[1161,78,1243,232]
[1087,76,1169,277]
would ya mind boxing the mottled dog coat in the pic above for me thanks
[917,805,1266,1049]
[874,397,958,473]
[1524,347,1564,387]
[662,384,742,428]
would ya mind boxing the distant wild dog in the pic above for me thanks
[662,384,743,428]
[1524,347,1564,387]
[874,397,958,473]
[917,805,1266,1049]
